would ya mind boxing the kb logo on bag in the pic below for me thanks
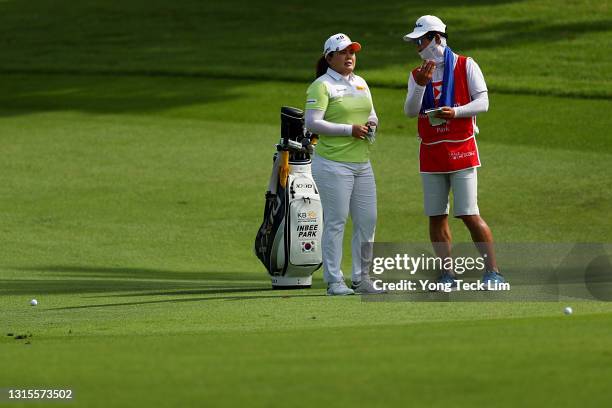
[297,211,317,220]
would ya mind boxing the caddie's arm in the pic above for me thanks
[404,60,434,117]
[437,58,489,119]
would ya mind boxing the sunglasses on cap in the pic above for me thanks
[412,33,436,46]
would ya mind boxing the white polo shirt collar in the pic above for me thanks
[326,67,355,82]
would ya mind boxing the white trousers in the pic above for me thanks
[311,154,377,283]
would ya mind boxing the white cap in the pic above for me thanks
[403,15,446,41]
[323,33,361,56]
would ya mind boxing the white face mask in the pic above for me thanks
[418,37,446,63]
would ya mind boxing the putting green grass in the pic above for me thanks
[1,74,611,406]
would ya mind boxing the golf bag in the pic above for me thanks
[254,107,323,288]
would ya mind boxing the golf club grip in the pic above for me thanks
[279,150,290,188]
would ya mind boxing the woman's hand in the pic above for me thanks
[414,60,435,86]
[352,124,369,139]
[435,106,455,119]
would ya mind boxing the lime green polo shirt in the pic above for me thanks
[305,69,374,163]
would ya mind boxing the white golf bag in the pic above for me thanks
[255,107,323,288]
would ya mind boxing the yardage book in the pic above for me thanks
[424,107,446,126]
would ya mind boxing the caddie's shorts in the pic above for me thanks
[421,167,479,217]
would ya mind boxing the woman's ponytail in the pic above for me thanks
[315,54,330,78]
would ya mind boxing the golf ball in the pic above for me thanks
[564,306,573,315]
[30,299,38,306]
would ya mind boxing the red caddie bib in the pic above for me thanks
[413,55,481,173]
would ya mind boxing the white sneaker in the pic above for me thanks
[327,281,355,296]
[351,279,386,294]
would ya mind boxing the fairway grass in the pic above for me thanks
[2,0,611,405]
[2,292,612,407]
[1,73,612,406]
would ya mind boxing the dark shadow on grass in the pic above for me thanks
[0,278,270,296]
[50,293,327,310]
[449,19,612,51]
[5,265,271,295]
[83,288,273,298]
[0,0,608,115]
[0,74,245,118]
[0,0,534,83]
[16,265,267,282]
[8,265,326,296]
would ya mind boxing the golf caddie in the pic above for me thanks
[403,15,506,286]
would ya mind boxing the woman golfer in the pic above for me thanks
[305,33,382,295]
